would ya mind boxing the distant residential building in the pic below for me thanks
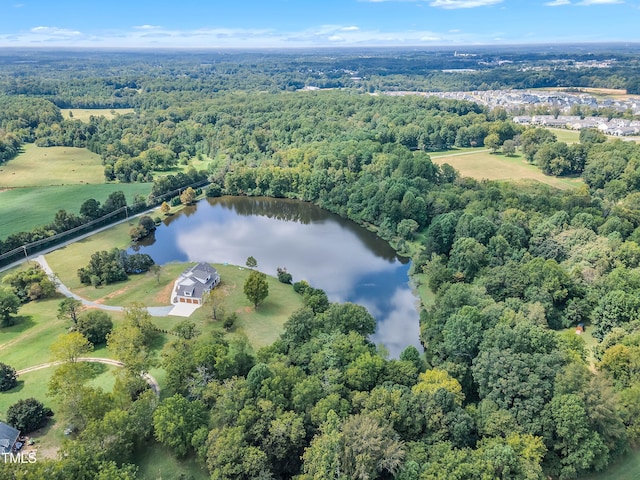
[513,116,531,124]
[172,262,220,305]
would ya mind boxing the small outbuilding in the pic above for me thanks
[172,262,220,305]
[0,421,20,455]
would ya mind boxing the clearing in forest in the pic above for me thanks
[60,108,135,122]
[0,144,104,187]
[430,149,583,190]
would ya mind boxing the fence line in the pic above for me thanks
[0,179,210,268]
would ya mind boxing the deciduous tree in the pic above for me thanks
[244,270,269,308]
[0,362,17,391]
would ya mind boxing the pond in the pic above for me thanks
[132,196,421,357]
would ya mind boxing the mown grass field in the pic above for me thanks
[0,183,152,239]
[0,143,153,239]
[431,149,583,190]
[546,127,581,144]
[584,450,640,480]
[0,144,105,187]
[60,108,135,122]
[134,442,209,480]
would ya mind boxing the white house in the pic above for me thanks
[172,262,220,305]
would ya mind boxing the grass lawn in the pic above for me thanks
[60,108,135,122]
[0,144,104,187]
[141,263,305,349]
[411,272,435,308]
[0,297,72,370]
[0,183,152,239]
[546,128,581,144]
[431,149,583,190]
[584,449,640,480]
[45,220,305,348]
[0,363,119,459]
[134,442,209,480]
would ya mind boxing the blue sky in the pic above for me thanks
[0,0,638,48]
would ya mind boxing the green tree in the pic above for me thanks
[244,270,269,308]
[50,331,93,363]
[550,393,609,478]
[206,426,272,479]
[149,264,162,284]
[0,286,20,327]
[0,362,18,391]
[502,139,516,156]
[153,394,208,457]
[6,398,53,433]
[172,320,200,339]
[448,237,489,281]
[485,133,501,153]
[79,198,102,220]
[301,410,343,480]
[246,255,258,269]
[57,297,83,325]
[341,414,405,480]
[322,302,377,336]
[76,310,113,345]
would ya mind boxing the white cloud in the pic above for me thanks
[340,26,361,31]
[361,0,503,5]
[429,0,503,7]
[30,26,82,36]
[577,0,623,4]
[545,0,570,5]
[134,24,162,30]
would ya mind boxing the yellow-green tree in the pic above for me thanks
[244,270,269,308]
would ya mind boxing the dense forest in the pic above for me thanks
[2,48,640,479]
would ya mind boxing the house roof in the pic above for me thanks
[0,422,20,454]
[175,262,220,300]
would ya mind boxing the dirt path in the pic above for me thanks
[16,357,160,396]
[430,148,490,159]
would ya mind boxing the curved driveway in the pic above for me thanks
[33,255,173,316]
[16,357,160,396]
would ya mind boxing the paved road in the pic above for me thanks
[16,357,160,396]
[32,255,174,317]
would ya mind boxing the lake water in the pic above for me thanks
[131,196,421,357]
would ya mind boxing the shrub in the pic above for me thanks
[0,362,17,391]
[277,267,293,284]
[6,398,53,433]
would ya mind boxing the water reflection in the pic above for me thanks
[132,196,420,356]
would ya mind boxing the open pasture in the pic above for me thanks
[60,108,135,122]
[0,144,104,187]
[0,183,152,239]
[431,149,583,190]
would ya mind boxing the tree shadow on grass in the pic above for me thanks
[85,362,107,379]
[5,379,25,394]
[1,315,36,334]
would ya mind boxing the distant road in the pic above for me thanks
[16,357,160,396]
[0,206,156,274]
